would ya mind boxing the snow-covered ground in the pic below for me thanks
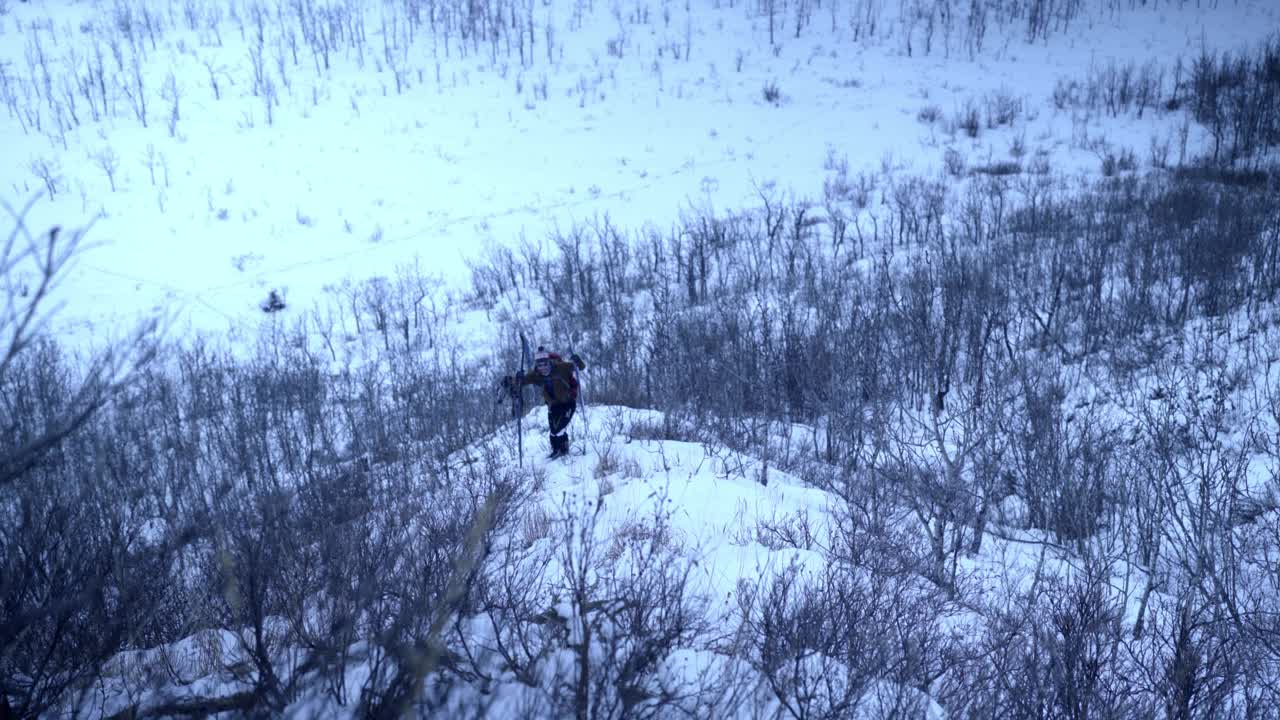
[5,0,1280,717]
[2,0,1276,343]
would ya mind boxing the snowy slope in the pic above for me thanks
[5,0,1280,717]
[85,403,954,718]
[2,0,1276,345]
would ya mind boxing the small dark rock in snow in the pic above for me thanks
[261,289,287,313]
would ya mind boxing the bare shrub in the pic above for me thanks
[739,561,949,718]
[1006,378,1112,546]
[940,557,1141,716]
[971,160,1022,176]
[1149,133,1171,169]
[984,89,1022,128]
[1052,76,1080,110]
[956,98,981,138]
[1190,35,1280,164]
[28,157,62,199]
[478,495,733,718]
[159,71,181,137]
[762,79,782,105]
[943,147,966,177]
[1,201,161,717]
[90,147,121,191]
[1101,147,1138,176]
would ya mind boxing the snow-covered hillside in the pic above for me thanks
[93,406,912,718]
[3,0,1280,718]
[2,0,1276,341]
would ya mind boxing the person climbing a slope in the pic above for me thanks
[503,346,586,459]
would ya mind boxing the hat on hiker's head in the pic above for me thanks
[535,347,552,362]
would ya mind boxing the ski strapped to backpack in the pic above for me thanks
[568,334,588,422]
[496,334,533,467]
[517,334,530,466]
[535,346,582,402]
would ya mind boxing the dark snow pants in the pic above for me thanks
[548,402,576,454]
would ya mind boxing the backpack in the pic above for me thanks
[546,351,580,401]
[533,345,584,403]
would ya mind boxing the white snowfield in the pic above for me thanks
[3,0,1280,717]
[1,0,1275,342]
